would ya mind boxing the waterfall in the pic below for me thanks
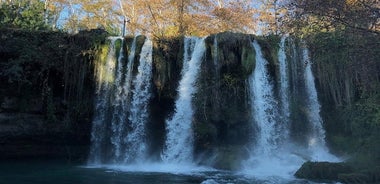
[289,38,300,97]
[183,37,198,72]
[242,40,305,178]
[302,47,338,161]
[124,39,153,163]
[110,37,129,162]
[302,47,326,146]
[87,34,338,175]
[278,37,290,126]
[249,40,280,155]
[213,35,218,66]
[161,37,206,163]
[88,36,155,165]
[109,37,139,163]
[88,37,119,164]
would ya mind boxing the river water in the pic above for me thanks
[0,160,329,184]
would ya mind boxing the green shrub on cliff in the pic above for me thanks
[0,28,107,126]
[0,0,49,30]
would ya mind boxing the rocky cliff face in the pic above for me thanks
[1,29,379,175]
[0,29,107,161]
[193,33,255,169]
[309,31,380,168]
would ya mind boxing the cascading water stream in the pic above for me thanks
[86,34,339,180]
[161,37,206,164]
[243,40,304,178]
[110,37,127,162]
[110,36,139,163]
[249,40,280,155]
[213,35,218,66]
[124,39,153,163]
[278,37,290,129]
[302,47,339,161]
[88,36,156,165]
[243,40,338,178]
[183,37,197,72]
[88,37,119,164]
[302,47,325,146]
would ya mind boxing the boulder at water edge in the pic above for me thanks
[295,161,352,181]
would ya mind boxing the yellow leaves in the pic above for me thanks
[345,0,359,6]
[39,0,262,36]
[212,7,233,20]
[208,1,257,34]
[256,0,290,34]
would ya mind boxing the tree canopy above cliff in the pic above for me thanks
[282,0,380,36]
[0,0,378,36]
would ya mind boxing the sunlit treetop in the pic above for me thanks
[0,0,378,36]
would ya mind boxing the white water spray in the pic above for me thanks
[88,36,156,165]
[278,37,290,124]
[124,39,153,163]
[161,37,206,164]
[249,40,280,155]
[89,37,119,164]
[109,37,138,163]
[302,47,339,161]
[243,40,304,179]
[110,37,128,162]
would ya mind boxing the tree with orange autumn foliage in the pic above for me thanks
[118,0,258,37]
[40,0,258,37]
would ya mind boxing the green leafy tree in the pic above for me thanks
[0,0,49,30]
